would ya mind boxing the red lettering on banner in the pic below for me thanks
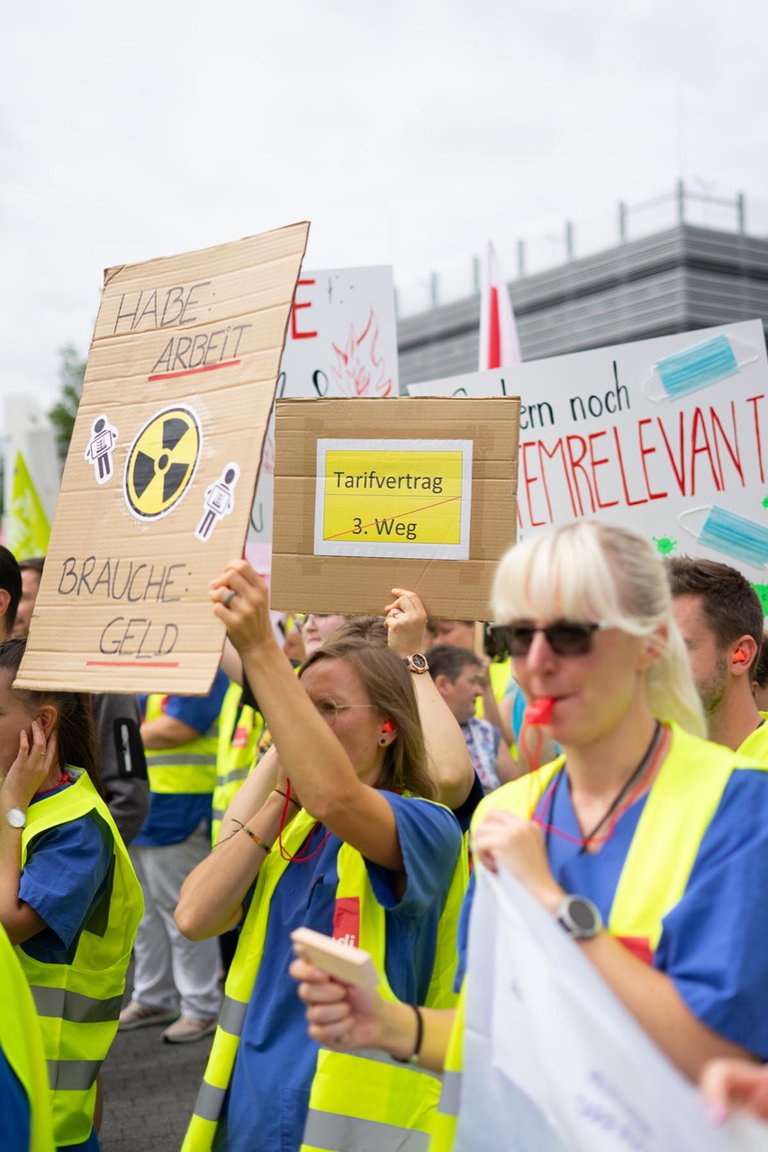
[541,439,578,518]
[333,896,360,948]
[710,402,744,487]
[587,431,619,510]
[690,406,723,493]
[612,426,647,507]
[637,419,668,501]
[565,435,593,516]
[657,413,687,495]
[520,441,550,526]
[746,395,765,484]
[290,279,318,340]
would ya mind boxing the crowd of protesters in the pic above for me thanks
[3,523,768,1152]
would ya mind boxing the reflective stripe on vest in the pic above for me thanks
[144,694,218,795]
[303,1109,431,1151]
[17,770,143,1148]
[0,926,55,1152]
[430,722,768,1152]
[30,985,123,1024]
[183,800,464,1152]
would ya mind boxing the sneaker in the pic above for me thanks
[161,1014,218,1044]
[118,1001,179,1031]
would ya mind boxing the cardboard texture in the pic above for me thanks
[17,222,310,695]
[270,397,520,620]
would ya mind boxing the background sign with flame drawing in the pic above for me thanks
[246,266,398,576]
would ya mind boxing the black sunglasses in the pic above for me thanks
[506,620,608,657]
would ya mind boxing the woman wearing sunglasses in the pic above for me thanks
[176,561,465,1152]
[293,520,768,1149]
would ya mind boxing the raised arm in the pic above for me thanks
[385,589,474,810]
[209,561,404,872]
[175,744,301,939]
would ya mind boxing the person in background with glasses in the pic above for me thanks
[292,520,768,1150]
[175,564,466,1152]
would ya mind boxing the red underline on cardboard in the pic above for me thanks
[85,660,181,668]
[148,359,241,382]
[325,494,462,541]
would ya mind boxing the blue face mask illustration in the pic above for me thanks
[644,333,756,402]
[680,505,768,570]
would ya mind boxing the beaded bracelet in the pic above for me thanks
[232,819,271,854]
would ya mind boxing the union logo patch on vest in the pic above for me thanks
[333,896,360,948]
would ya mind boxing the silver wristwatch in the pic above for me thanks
[5,807,27,830]
[557,894,602,939]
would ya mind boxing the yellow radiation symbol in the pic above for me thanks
[124,406,202,520]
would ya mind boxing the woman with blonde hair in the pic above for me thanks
[293,520,768,1149]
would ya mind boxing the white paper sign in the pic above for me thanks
[313,437,473,559]
[455,867,766,1152]
[408,320,768,605]
[246,266,398,574]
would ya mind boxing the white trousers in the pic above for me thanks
[130,823,221,1019]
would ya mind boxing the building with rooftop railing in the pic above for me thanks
[397,182,768,387]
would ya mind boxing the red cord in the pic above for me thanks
[278,777,332,863]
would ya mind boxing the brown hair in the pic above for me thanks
[666,556,764,675]
[300,636,436,800]
[0,639,103,798]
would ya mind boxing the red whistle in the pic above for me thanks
[524,697,555,726]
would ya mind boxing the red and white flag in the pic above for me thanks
[478,242,521,370]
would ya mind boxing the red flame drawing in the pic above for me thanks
[331,309,393,397]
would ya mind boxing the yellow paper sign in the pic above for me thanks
[315,438,472,559]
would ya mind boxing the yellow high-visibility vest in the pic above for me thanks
[183,801,467,1152]
[431,722,768,1151]
[144,694,219,795]
[0,924,55,1152]
[18,770,143,1147]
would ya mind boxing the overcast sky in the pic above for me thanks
[2,0,767,410]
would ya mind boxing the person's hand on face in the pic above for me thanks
[1,721,58,810]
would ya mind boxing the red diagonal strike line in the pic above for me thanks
[86,660,181,668]
[148,359,241,382]
[324,494,462,542]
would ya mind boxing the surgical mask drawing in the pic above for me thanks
[644,334,756,402]
[680,505,768,570]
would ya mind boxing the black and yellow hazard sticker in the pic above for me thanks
[124,406,202,520]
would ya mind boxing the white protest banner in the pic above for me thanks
[408,320,768,607]
[17,223,309,695]
[456,867,766,1152]
[246,266,398,576]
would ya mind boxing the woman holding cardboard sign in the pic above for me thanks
[176,560,465,1152]
[292,521,768,1149]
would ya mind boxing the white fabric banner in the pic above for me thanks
[456,867,766,1152]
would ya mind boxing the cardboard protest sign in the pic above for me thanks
[456,867,766,1152]
[247,266,398,576]
[17,223,309,695]
[269,397,519,619]
[408,319,768,605]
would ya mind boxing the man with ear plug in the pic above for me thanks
[667,557,768,757]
